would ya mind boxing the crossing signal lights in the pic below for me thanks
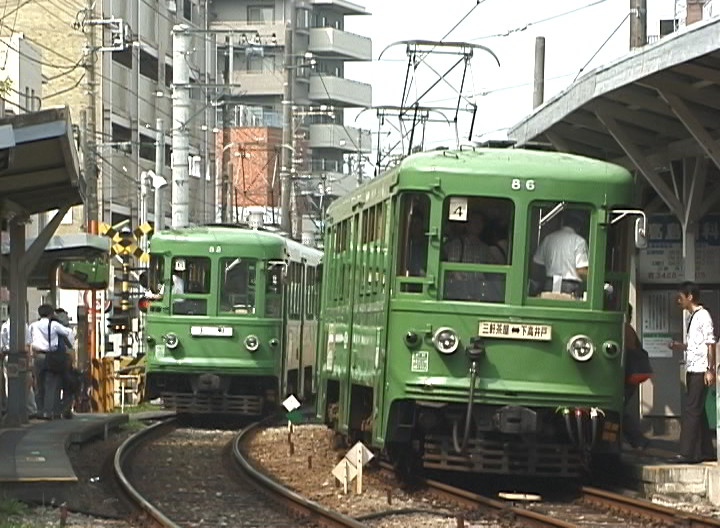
[138,297,152,313]
[108,314,131,333]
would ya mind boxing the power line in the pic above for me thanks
[470,0,609,41]
[573,11,630,81]
[43,71,86,100]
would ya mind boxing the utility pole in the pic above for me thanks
[630,0,647,49]
[280,0,296,235]
[533,36,545,109]
[84,0,99,413]
[221,36,233,223]
[172,25,191,228]
[84,0,98,226]
[154,118,166,230]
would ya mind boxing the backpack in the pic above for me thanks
[45,320,69,373]
[625,347,653,384]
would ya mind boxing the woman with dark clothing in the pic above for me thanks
[623,305,651,449]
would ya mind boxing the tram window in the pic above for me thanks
[219,258,256,314]
[170,257,210,315]
[148,254,164,295]
[528,203,591,301]
[396,193,430,281]
[171,257,210,293]
[441,196,513,265]
[265,262,284,317]
[604,211,631,311]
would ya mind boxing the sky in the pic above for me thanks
[341,0,690,167]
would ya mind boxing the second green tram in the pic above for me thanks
[316,148,645,476]
[145,227,322,414]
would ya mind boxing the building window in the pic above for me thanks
[112,49,132,69]
[248,6,274,24]
[165,64,173,88]
[139,133,156,162]
[247,54,275,73]
[111,123,131,153]
[183,0,192,21]
[140,50,159,82]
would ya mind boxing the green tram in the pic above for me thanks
[316,148,646,476]
[144,227,322,414]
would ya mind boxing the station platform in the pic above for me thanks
[0,413,128,483]
[621,432,720,505]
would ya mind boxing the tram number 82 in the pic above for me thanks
[511,178,535,191]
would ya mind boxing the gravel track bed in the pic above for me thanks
[130,426,308,527]
[246,424,509,528]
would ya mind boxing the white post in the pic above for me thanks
[172,25,191,228]
[356,444,363,494]
[154,118,165,230]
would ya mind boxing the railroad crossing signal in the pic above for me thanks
[99,221,153,263]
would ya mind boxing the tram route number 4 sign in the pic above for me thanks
[332,441,374,495]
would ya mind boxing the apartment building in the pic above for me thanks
[210,0,372,240]
[1,0,215,231]
[101,0,216,227]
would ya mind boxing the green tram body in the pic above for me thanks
[316,148,637,477]
[145,227,322,414]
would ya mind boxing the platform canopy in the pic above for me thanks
[508,17,720,222]
[1,233,109,289]
[0,106,83,216]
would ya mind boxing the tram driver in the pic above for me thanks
[532,210,589,298]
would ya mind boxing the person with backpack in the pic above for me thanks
[623,304,652,449]
[668,281,716,463]
[28,304,74,419]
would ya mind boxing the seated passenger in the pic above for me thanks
[444,213,502,265]
[444,212,503,302]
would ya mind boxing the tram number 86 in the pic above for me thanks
[511,178,535,191]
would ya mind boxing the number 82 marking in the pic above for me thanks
[511,178,535,191]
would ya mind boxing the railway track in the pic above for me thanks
[113,417,366,528]
[379,462,720,527]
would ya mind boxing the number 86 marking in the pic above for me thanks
[511,178,535,191]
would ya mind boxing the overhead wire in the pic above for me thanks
[573,10,631,81]
[470,0,609,41]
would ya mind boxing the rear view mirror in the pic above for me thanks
[634,217,647,249]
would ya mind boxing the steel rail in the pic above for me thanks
[232,423,368,528]
[581,486,720,528]
[113,417,180,528]
[377,462,576,528]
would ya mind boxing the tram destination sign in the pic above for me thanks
[479,321,552,341]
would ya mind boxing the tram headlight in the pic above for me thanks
[432,327,460,355]
[269,338,279,348]
[603,341,620,359]
[245,335,260,352]
[567,334,594,362]
[164,332,179,349]
[404,331,420,349]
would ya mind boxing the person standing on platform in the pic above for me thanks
[29,304,74,419]
[668,282,716,463]
[1,309,36,418]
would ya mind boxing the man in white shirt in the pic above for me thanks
[1,312,36,417]
[669,282,716,463]
[29,304,75,419]
[533,210,589,298]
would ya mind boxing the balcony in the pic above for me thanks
[309,124,371,153]
[308,27,371,61]
[231,70,284,96]
[310,0,368,16]
[309,75,371,107]
[210,21,285,47]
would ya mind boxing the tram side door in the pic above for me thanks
[339,213,361,432]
